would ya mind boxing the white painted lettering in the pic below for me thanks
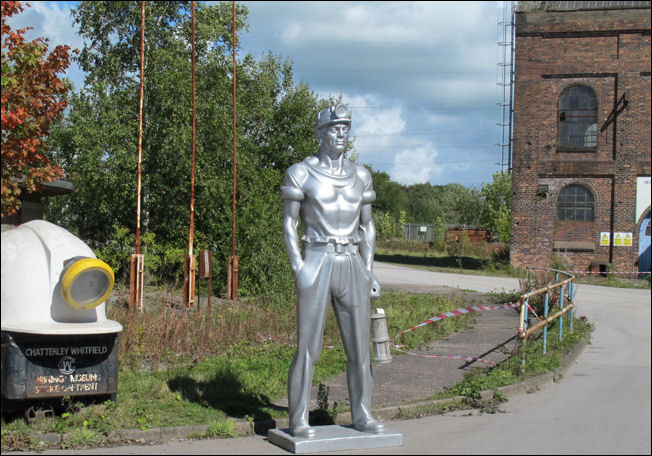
[25,347,69,357]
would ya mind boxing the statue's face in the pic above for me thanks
[321,122,350,156]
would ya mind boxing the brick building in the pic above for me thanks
[510,1,651,273]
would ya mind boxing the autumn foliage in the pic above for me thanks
[1,1,71,216]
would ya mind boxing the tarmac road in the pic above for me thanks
[6,263,650,455]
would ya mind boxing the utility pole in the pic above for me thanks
[130,0,146,312]
[227,0,239,301]
[184,1,197,308]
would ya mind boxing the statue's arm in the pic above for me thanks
[283,199,303,276]
[358,168,381,298]
[281,164,306,277]
[359,203,376,271]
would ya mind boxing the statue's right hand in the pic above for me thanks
[292,261,305,279]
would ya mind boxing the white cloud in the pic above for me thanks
[390,146,442,185]
[337,94,448,185]
[273,2,496,48]
[338,93,407,171]
[281,23,302,41]
[347,94,405,137]
[7,2,83,51]
[242,1,500,106]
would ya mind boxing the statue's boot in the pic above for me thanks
[353,418,385,434]
[290,423,316,439]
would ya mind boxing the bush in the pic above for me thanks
[373,210,401,240]
[550,253,573,272]
[94,225,186,286]
[518,269,563,317]
[491,244,510,264]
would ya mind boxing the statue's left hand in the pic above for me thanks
[369,271,381,300]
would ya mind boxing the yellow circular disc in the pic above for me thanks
[60,258,115,310]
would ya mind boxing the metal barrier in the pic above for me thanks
[519,267,576,369]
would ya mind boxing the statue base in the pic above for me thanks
[267,425,403,454]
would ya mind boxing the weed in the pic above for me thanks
[393,399,466,419]
[550,253,573,272]
[488,288,522,305]
[519,269,563,316]
[63,427,101,447]
[1,421,32,450]
[204,419,238,438]
[493,389,507,403]
[50,414,70,434]
[133,406,150,431]
[310,383,339,426]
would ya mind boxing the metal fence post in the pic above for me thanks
[569,281,574,331]
[521,298,529,369]
[558,283,564,341]
[543,292,549,354]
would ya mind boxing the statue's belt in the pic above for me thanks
[302,235,359,244]
[302,236,359,254]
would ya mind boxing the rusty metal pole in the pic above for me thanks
[130,0,146,312]
[227,0,239,301]
[135,1,145,258]
[184,1,197,308]
[198,249,213,313]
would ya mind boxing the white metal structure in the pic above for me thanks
[497,0,515,172]
[1,220,122,335]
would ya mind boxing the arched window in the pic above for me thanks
[558,85,598,150]
[557,184,595,221]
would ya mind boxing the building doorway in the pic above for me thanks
[639,211,651,273]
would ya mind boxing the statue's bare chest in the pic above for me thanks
[302,169,363,207]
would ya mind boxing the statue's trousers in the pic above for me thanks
[288,243,375,429]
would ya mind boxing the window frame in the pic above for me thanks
[557,85,599,152]
[556,184,595,222]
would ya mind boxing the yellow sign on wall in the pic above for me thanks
[600,232,610,246]
[624,232,633,246]
[614,232,623,246]
[613,232,633,247]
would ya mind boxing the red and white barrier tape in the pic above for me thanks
[390,301,522,365]
[560,270,648,275]
[526,301,543,322]
[392,302,521,342]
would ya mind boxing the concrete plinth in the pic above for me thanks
[267,425,403,454]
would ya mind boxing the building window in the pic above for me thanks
[558,85,598,150]
[557,184,595,221]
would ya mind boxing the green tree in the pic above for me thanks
[368,168,408,217]
[480,171,512,242]
[44,1,327,297]
[373,210,400,240]
[433,216,446,251]
[404,183,438,223]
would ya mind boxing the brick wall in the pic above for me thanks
[511,5,651,272]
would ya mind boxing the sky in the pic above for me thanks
[7,1,513,188]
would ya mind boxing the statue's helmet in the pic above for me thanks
[316,104,351,133]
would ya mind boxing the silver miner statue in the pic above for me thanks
[281,104,384,438]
